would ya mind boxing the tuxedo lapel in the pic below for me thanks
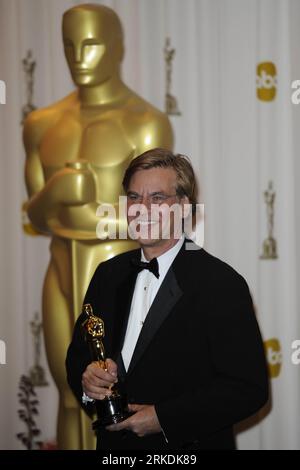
[111,257,139,360]
[115,350,127,381]
[126,267,183,376]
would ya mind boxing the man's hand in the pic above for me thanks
[106,404,162,437]
[82,358,118,400]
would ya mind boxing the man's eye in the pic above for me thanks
[152,195,165,203]
[128,194,138,201]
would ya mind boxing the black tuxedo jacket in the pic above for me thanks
[66,240,268,450]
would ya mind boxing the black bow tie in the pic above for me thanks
[131,257,160,279]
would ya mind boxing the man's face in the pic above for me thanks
[126,168,185,248]
[62,10,122,87]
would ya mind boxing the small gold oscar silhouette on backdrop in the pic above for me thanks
[164,37,181,116]
[29,313,48,387]
[260,181,278,260]
[21,50,37,124]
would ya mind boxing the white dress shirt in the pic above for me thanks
[121,236,185,371]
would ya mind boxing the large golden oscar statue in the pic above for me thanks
[23,4,173,449]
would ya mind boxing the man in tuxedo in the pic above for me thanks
[66,148,268,450]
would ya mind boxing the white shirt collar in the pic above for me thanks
[140,236,185,276]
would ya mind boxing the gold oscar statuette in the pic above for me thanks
[81,304,130,429]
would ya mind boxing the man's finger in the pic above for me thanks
[85,390,109,401]
[88,364,118,383]
[83,371,115,389]
[106,420,128,432]
[82,382,112,398]
[106,358,118,377]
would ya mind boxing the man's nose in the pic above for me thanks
[138,201,150,216]
[139,196,153,211]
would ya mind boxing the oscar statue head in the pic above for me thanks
[62,4,124,87]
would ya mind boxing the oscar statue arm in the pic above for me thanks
[24,112,49,234]
[23,110,97,238]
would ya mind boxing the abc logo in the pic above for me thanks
[256,62,277,101]
[264,338,282,378]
